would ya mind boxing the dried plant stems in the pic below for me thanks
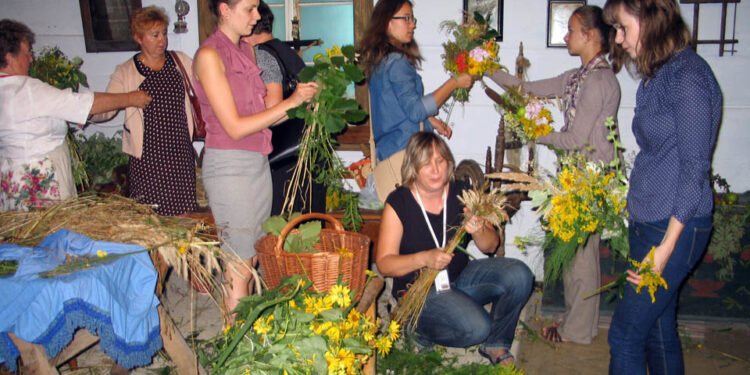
[392,227,467,332]
[281,103,319,215]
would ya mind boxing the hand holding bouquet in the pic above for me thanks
[441,12,503,102]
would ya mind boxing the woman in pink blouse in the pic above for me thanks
[193,0,317,314]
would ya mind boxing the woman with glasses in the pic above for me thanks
[359,0,473,198]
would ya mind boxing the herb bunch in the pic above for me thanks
[284,45,367,231]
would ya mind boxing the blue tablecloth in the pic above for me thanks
[0,230,162,371]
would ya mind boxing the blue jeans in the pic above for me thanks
[608,217,712,375]
[414,257,533,351]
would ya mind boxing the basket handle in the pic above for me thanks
[274,213,345,254]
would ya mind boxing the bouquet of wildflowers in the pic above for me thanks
[205,276,399,375]
[493,88,554,143]
[29,46,89,91]
[440,12,503,102]
[526,117,628,284]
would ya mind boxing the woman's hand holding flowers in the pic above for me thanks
[454,72,474,89]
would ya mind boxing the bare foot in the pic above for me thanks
[541,325,569,343]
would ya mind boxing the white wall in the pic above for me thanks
[6,0,746,278]
[6,0,746,189]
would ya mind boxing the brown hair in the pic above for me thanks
[603,0,691,77]
[0,19,35,68]
[129,6,169,38]
[401,132,455,188]
[358,0,422,77]
[571,6,617,70]
[210,0,242,19]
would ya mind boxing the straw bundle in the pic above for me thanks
[0,194,239,312]
[392,185,511,332]
[484,171,544,192]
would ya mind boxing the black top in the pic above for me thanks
[386,180,471,299]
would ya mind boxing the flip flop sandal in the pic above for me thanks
[478,348,515,366]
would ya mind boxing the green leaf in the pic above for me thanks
[333,98,359,112]
[342,64,365,83]
[262,216,288,235]
[341,45,355,60]
[297,66,317,82]
[528,189,549,208]
[330,55,345,67]
[318,308,343,321]
[343,109,368,124]
[324,116,347,134]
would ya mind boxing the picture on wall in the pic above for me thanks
[547,0,586,47]
[79,0,142,52]
[464,0,503,41]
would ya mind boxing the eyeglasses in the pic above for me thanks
[392,16,417,26]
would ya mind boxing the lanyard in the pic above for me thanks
[414,185,447,249]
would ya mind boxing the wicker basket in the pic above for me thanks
[255,213,370,294]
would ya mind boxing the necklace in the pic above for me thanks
[414,185,448,249]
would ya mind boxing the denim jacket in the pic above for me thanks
[369,53,438,161]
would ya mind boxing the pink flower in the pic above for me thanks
[524,102,543,119]
[469,46,490,63]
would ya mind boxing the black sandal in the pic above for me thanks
[478,347,514,366]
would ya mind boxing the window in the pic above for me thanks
[266,0,354,63]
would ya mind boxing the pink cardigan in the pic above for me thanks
[90,51,195,158]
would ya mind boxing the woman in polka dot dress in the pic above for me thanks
[91,6,198,216]
[603,1,722,374]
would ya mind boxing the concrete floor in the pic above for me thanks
[24,275,750,375]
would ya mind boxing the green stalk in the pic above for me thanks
[214,282,303,368]
[39,242,169,278]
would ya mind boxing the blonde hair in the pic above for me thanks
[129,6,169,38]
[401,132,455,188]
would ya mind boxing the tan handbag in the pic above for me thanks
[369,116,423,203]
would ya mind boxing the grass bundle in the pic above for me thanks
[0,194,240,315]
[392,185,510,332]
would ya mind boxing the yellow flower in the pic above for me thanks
[336,246,353,258]
[223,324,231,335]
[253,314,274,335]
[374,336,393,356]
[388,320,400,341]
[325,347,355,375]
[178,244,188,255]
[326,45,344,58]
[629,247,669,303]
[327,285,352,308]
[96,250,108,258]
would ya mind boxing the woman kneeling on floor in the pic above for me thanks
[375,132,534,366]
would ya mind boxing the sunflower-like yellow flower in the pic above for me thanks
[328,285,352,308]
[304,295,334,315]
[374,336,393,356]
[96,250,108,258]
[629,247,669,303]
[326,45,344,58]
[336,246,353,258]
[325,347,355,375]
[253,314,274,335]
[388,320,401,341]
